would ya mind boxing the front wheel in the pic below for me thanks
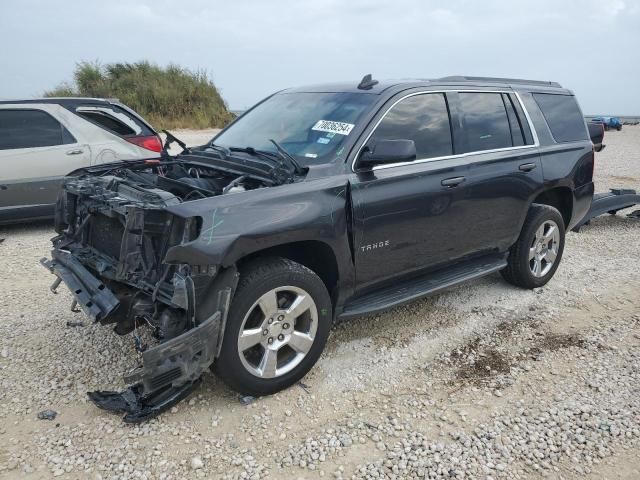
[500,204,566,289]
[214,257,332,396]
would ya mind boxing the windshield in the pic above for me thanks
[212,92,376,165]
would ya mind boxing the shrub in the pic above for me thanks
[45,61,235,129]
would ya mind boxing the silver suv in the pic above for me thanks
[0,98,161,224]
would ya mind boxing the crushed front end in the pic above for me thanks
[41,164,240,422]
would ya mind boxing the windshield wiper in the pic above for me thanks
[269,139,306,176]
[229,146,290,170]
[207,143,231,159]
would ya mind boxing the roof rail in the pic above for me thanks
[437,76,562,88]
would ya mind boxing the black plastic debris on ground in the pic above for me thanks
[66,320,85,327]
[88,377,201,423]
[239,395,256,406]
[37,409,57,420]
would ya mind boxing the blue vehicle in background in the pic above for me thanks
[591,116,622,131]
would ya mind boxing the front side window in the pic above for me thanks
[367,93,453,159]
[459,93,512,152]
[533,93,588,143]
[213,92,377,165]
[0,109,75,150]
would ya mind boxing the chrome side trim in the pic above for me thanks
[351,89,540,172]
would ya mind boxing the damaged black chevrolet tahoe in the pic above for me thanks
[42,75,594,421]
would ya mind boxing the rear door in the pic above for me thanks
[0,106,90,221]
[450,90,543,254]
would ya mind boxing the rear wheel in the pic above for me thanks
[214,257,331,395]
[500,204,565,289]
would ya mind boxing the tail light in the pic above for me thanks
[126,135,163,153]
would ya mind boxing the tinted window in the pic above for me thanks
[0,109,75,150]
[459,93,512,152]
[533,93,588,143]
[78,110,136,136]
[368,93,452,159]
[75,104,154,137]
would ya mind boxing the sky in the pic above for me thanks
[1,0,639,115]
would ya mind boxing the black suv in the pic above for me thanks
[43,75,594,421]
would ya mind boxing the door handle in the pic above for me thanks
[66,149,84,156]
[519,163,537,172]
[441,176,466,187]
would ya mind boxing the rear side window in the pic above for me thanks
[368,93,453,159]
[75,105,153,138]
[0,109,76,150]
[459,93,512,152]
[532,93,588,143]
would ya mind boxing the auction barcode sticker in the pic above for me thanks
[312,120,355,136]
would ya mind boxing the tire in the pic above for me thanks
[500,204,566,289]
[214,257,332,396]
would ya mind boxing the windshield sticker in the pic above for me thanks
[326,132,336,138]
[317,137,330,144]
[305,153,318,158]
[312,120,355,136]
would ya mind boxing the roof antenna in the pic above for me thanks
[357,74,378,90]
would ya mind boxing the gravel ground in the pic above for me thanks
[1,128,639,479]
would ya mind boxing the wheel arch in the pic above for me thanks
[532,187,573,228]
[236,240,340,301]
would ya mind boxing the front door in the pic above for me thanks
[350,92,473,292]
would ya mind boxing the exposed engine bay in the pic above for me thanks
[41,141,306,422]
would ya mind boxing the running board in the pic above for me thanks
[338,254,507,320]
[573,189,640,232]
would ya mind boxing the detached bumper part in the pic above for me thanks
[89,314,220,423]
[86,317,222,422]
[42,250,226,423]
[41,251,120,322]
[573,188,640,231]
[88,378,201,423]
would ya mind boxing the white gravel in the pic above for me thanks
[0,127,639,479]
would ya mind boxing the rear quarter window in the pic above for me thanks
[532,93,588,143]
[75,105,154,138]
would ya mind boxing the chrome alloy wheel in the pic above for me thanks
[237,286,318,379]
[529,220,560,277]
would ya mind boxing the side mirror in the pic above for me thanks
[359,139,417,168]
